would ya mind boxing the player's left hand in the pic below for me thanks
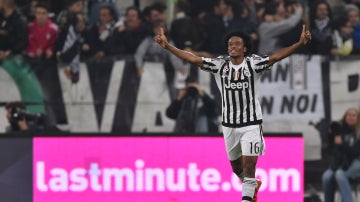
[155,27,168,49]
[299,24,311,45]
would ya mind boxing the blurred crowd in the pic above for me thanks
[0,0,359,105]
[1,0,360,120]
[1,0,360,76]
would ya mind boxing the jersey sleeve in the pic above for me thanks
[200,56,225,73]
[250,54,272,73]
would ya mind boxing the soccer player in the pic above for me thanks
[155,26,311,201]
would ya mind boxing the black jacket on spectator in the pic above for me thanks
[166,92,219,133]
[83,25,110,56]
[198,12,226,55]
[309,22,336,55]
[55,12,82,64]
[111,23,148,55]
[279,20,309,54]
[0,10,28,54]
[170,15,205,50]
[328,121,359,170]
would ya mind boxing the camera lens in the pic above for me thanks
[186,87,198,97]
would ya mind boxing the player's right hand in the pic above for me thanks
[155,27,168,49]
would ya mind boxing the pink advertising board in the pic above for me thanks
[33,136,303,202]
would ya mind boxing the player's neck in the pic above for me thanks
[230,56,244,65]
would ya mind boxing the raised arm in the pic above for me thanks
[268,25,311,65]
[156,28,203,67]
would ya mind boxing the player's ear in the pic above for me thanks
[244,47,247,53]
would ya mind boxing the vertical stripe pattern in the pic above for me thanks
[201,55,271,127]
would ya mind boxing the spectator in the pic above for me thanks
[254,0,268,24]
[55,0,85,83]
[345,4,360,54]
[20,0,38,22]
[325,0,346,23]
[224,0,258,51]
[166,75,219,133]
[82,5,119,61]
[242,0,261,26]
[308,0,337,55]
[193,0,227,55]
[344,0,360,10]
[142,1,167,31]
[257,1,303,55]
[111,6,147,55]
[169,0,204,51]
[26,3,58,60]
[278,0,308,54]
[0,0,28,61]
[47,0,65,16]
[322,107,360,202]
[333,17,354,56]
[223,0,244,33]
[24,3,63,127]
[87,0,118,25]
[168,0,213,59]
[134,1,189,87]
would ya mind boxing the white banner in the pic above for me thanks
[330,60,360,120]
[258,55,324,160]
[259,55,324,121]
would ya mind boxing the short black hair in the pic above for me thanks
[151,2,166,13]
[99,5,118,20]
[224,31,252,55]
[35,2,49,11]
[5,101,26,110]
[264,2,279,16]
[126,6,142,18]
[66,0,82,7]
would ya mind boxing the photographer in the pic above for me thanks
[322,107,360,202]
[5,101,45,133]
[166,75,219,133]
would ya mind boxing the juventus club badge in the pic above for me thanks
[243,69,250,77]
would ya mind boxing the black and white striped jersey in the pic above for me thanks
[201,54,272,128]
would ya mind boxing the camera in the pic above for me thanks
[10,106,27,122]
[9,106,44,127]
[186,86,199,97]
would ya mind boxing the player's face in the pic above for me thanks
[227,36,247,57]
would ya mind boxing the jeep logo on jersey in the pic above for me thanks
[224,81,249,89]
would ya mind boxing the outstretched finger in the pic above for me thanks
[160,27,164,36]
[302,24,305,33]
